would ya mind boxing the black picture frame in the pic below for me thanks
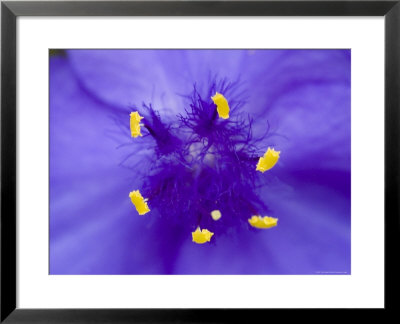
[1,0,399,322]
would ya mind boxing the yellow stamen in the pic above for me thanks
[211,210,222,221]
[130,111,144,138]
[248,215,278,229]
[192,227,214,244]
[256,147,280,173]
[129,190,150,215]
[211,92,230,119]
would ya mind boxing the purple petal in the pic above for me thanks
[50,49,351,274]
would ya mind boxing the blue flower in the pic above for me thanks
[50,49,351,274]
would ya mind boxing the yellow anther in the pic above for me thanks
[211,92,230,119]
[130,111,144,138]
[256,147,280,173]
[129,190,150,215]
[248,215,278,229]
[211,210,222,221]
[192,227,214,244]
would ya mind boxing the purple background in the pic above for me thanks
[50,49,351,274]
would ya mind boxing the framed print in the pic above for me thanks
[1,0,399,322]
